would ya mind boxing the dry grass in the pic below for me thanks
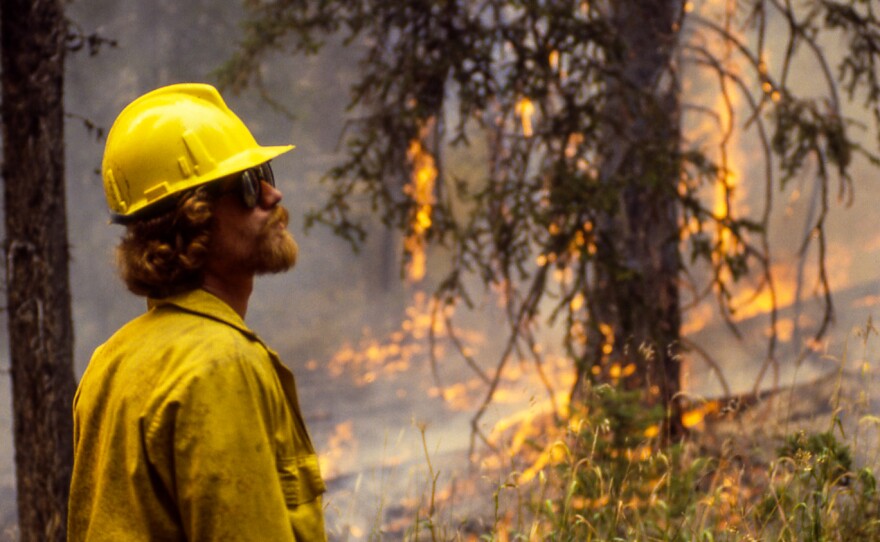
[388,354,880,541]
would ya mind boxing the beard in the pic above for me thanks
[252,206,299,274]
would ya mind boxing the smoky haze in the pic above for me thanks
[3,0,880,538]
[1,0,519,536]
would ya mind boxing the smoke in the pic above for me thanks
[2,1,880,537]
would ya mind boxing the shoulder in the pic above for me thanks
[107,304,257,354]
[160,309,272,383]
[93,305,274,396]
[139,311,281,429]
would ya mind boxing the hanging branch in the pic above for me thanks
[224,0,880,450]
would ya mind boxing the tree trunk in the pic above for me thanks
[583,0,684,436]
[1,0,77,539]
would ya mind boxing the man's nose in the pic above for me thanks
[260,180,283,208]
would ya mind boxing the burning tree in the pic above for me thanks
[222,1,880,437]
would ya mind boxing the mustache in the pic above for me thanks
[264,206,290,231]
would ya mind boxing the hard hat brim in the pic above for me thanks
[110,144,294,224]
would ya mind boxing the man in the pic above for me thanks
[68,83,326,541]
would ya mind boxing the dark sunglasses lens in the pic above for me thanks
[240,169,259,208]
[236,163,274,208]
[260,163,275,188]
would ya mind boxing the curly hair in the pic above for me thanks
[116,187,214,299]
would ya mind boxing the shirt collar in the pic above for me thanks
[147,289,256,339]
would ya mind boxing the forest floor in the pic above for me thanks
[320,366,880,540]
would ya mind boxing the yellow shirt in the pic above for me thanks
[68,289,326,541]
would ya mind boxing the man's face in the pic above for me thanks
[206,175,298,277]
[251,205,299,274]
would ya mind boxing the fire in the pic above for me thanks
[428,378,485,410]
[713,163,737,257]
[515,97,535,137]
[681,400,721,429]
[681,303,713,335]
[681,0,768,340]
[319,288,576,416]
[322,291,472,387]
[854,295,880,309]
[710,0,746,268]
[319,421,358,479]
[517,439,571,485]
[598,323,614,358]
[725,264,800,323]
[403,121,438,282]
[313,287,582,538]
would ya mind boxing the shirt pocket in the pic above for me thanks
[276,453,327,507]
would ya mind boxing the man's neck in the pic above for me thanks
[201,272,254,319]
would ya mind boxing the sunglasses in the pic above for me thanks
[215,162,276,208]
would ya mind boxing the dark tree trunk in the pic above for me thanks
[1,0,76,539]
[583,0,684,436]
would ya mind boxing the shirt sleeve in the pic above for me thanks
[145,351,296,542]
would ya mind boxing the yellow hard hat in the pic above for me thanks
[102,83,293,222]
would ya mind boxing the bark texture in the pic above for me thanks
[586,0,684,434]
[1,0,76,539]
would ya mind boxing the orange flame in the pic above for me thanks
[322,291,460,386]
[404,122,438,282]
[515,97,535,137]
[681,400,721,429]
[318,421,358,479]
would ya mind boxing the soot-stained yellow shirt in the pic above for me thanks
[68,289,326,541]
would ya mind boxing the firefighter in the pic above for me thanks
[68,83,326,541]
